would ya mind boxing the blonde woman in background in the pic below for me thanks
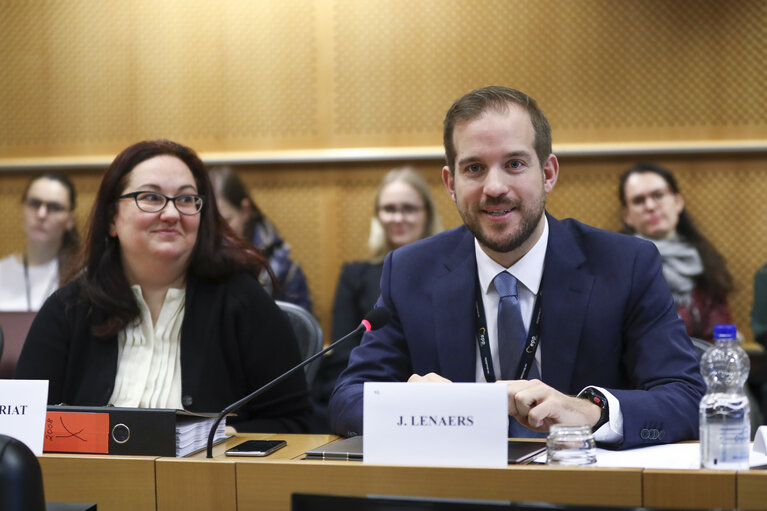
[310,166,442,431]
[0,173,79,311]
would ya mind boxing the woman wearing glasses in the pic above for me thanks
[16,140,311,433]
[311,167,442,430]
[619,162,733,341]
[0,173,79,311]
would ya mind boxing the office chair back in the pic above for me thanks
[0,311,37,379]
[275,301,324,385]
[0,434,46,511]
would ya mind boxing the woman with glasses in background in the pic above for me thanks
[310,166,442,431]
[619,162,733,341]
[0,173,79,311]
[16,140,311,433]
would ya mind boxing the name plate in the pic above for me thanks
[0,379,49,454]
[363,382,507,467]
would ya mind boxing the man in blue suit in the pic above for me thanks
[329,86,704,448]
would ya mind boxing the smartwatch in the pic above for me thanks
[580,387,609,433]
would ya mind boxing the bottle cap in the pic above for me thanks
[713,324,737,340]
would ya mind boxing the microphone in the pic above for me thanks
[206,306,390,458]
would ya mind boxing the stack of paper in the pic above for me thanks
[176,416,227,457]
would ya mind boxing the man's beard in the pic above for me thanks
[458,194,546,255]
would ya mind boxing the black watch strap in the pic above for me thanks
[580,388,609,433]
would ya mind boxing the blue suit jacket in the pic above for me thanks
[329,214,705,449]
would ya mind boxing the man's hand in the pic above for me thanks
[408,372,452,383]
[500,379,601,432]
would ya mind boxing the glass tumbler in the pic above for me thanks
[546,424,597,465]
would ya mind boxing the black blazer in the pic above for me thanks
[16,272,311,433]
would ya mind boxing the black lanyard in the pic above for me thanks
[474,273,543,382]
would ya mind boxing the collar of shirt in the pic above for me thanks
[473,217,549,382]
[474,216,549,300]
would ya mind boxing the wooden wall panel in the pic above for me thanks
[1,0,765,160]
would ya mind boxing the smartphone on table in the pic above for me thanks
[225,440,287,457]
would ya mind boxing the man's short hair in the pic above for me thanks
[443,86,552,173]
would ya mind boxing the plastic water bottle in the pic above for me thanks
[699,324,750,470]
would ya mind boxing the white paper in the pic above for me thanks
[753,425,767,454]
[0,379,49,454]
[592,443,702,469]
[531,441,767,469]
[363,382,507,467]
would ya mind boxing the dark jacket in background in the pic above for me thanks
[252,216,313,313]
[310,260,383,431]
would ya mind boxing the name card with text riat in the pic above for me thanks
[363,382,507,467]
[0,379,49,454]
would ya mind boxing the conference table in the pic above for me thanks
[37,434,767,511]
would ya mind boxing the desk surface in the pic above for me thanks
[39,434,767,511]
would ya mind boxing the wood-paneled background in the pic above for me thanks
[1,0,765,341]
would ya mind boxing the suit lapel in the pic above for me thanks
[539,215,594,392]
[433,227,478,382]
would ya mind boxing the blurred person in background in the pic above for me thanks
[310,166,443,431]
[16,140,311,432]
[0,173,79,311]
[752,263,767,348]
[750,264,767,424]
[209,166,312,312]
[619,162,733,341]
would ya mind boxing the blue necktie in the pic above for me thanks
[494,272,544,438]
[495,272,531,380]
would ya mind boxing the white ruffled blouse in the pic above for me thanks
[108,286,185,409]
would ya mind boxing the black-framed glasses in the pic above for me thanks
[24,197,69,214]
[628,189,672,208]
[118,191,204,215]
[377,204,425,219]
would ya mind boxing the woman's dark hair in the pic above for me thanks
[79,140,271,337]
[207,166,265,249]
[618,162,734,298]
[22,172,80,284]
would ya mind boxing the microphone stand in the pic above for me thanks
[206,323,365,458]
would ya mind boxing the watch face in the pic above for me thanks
[584,389,606,408]
[580,390,609,432]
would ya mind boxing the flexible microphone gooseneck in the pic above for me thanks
[206,307,390,458]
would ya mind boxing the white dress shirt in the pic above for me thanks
[474,218,548,382]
